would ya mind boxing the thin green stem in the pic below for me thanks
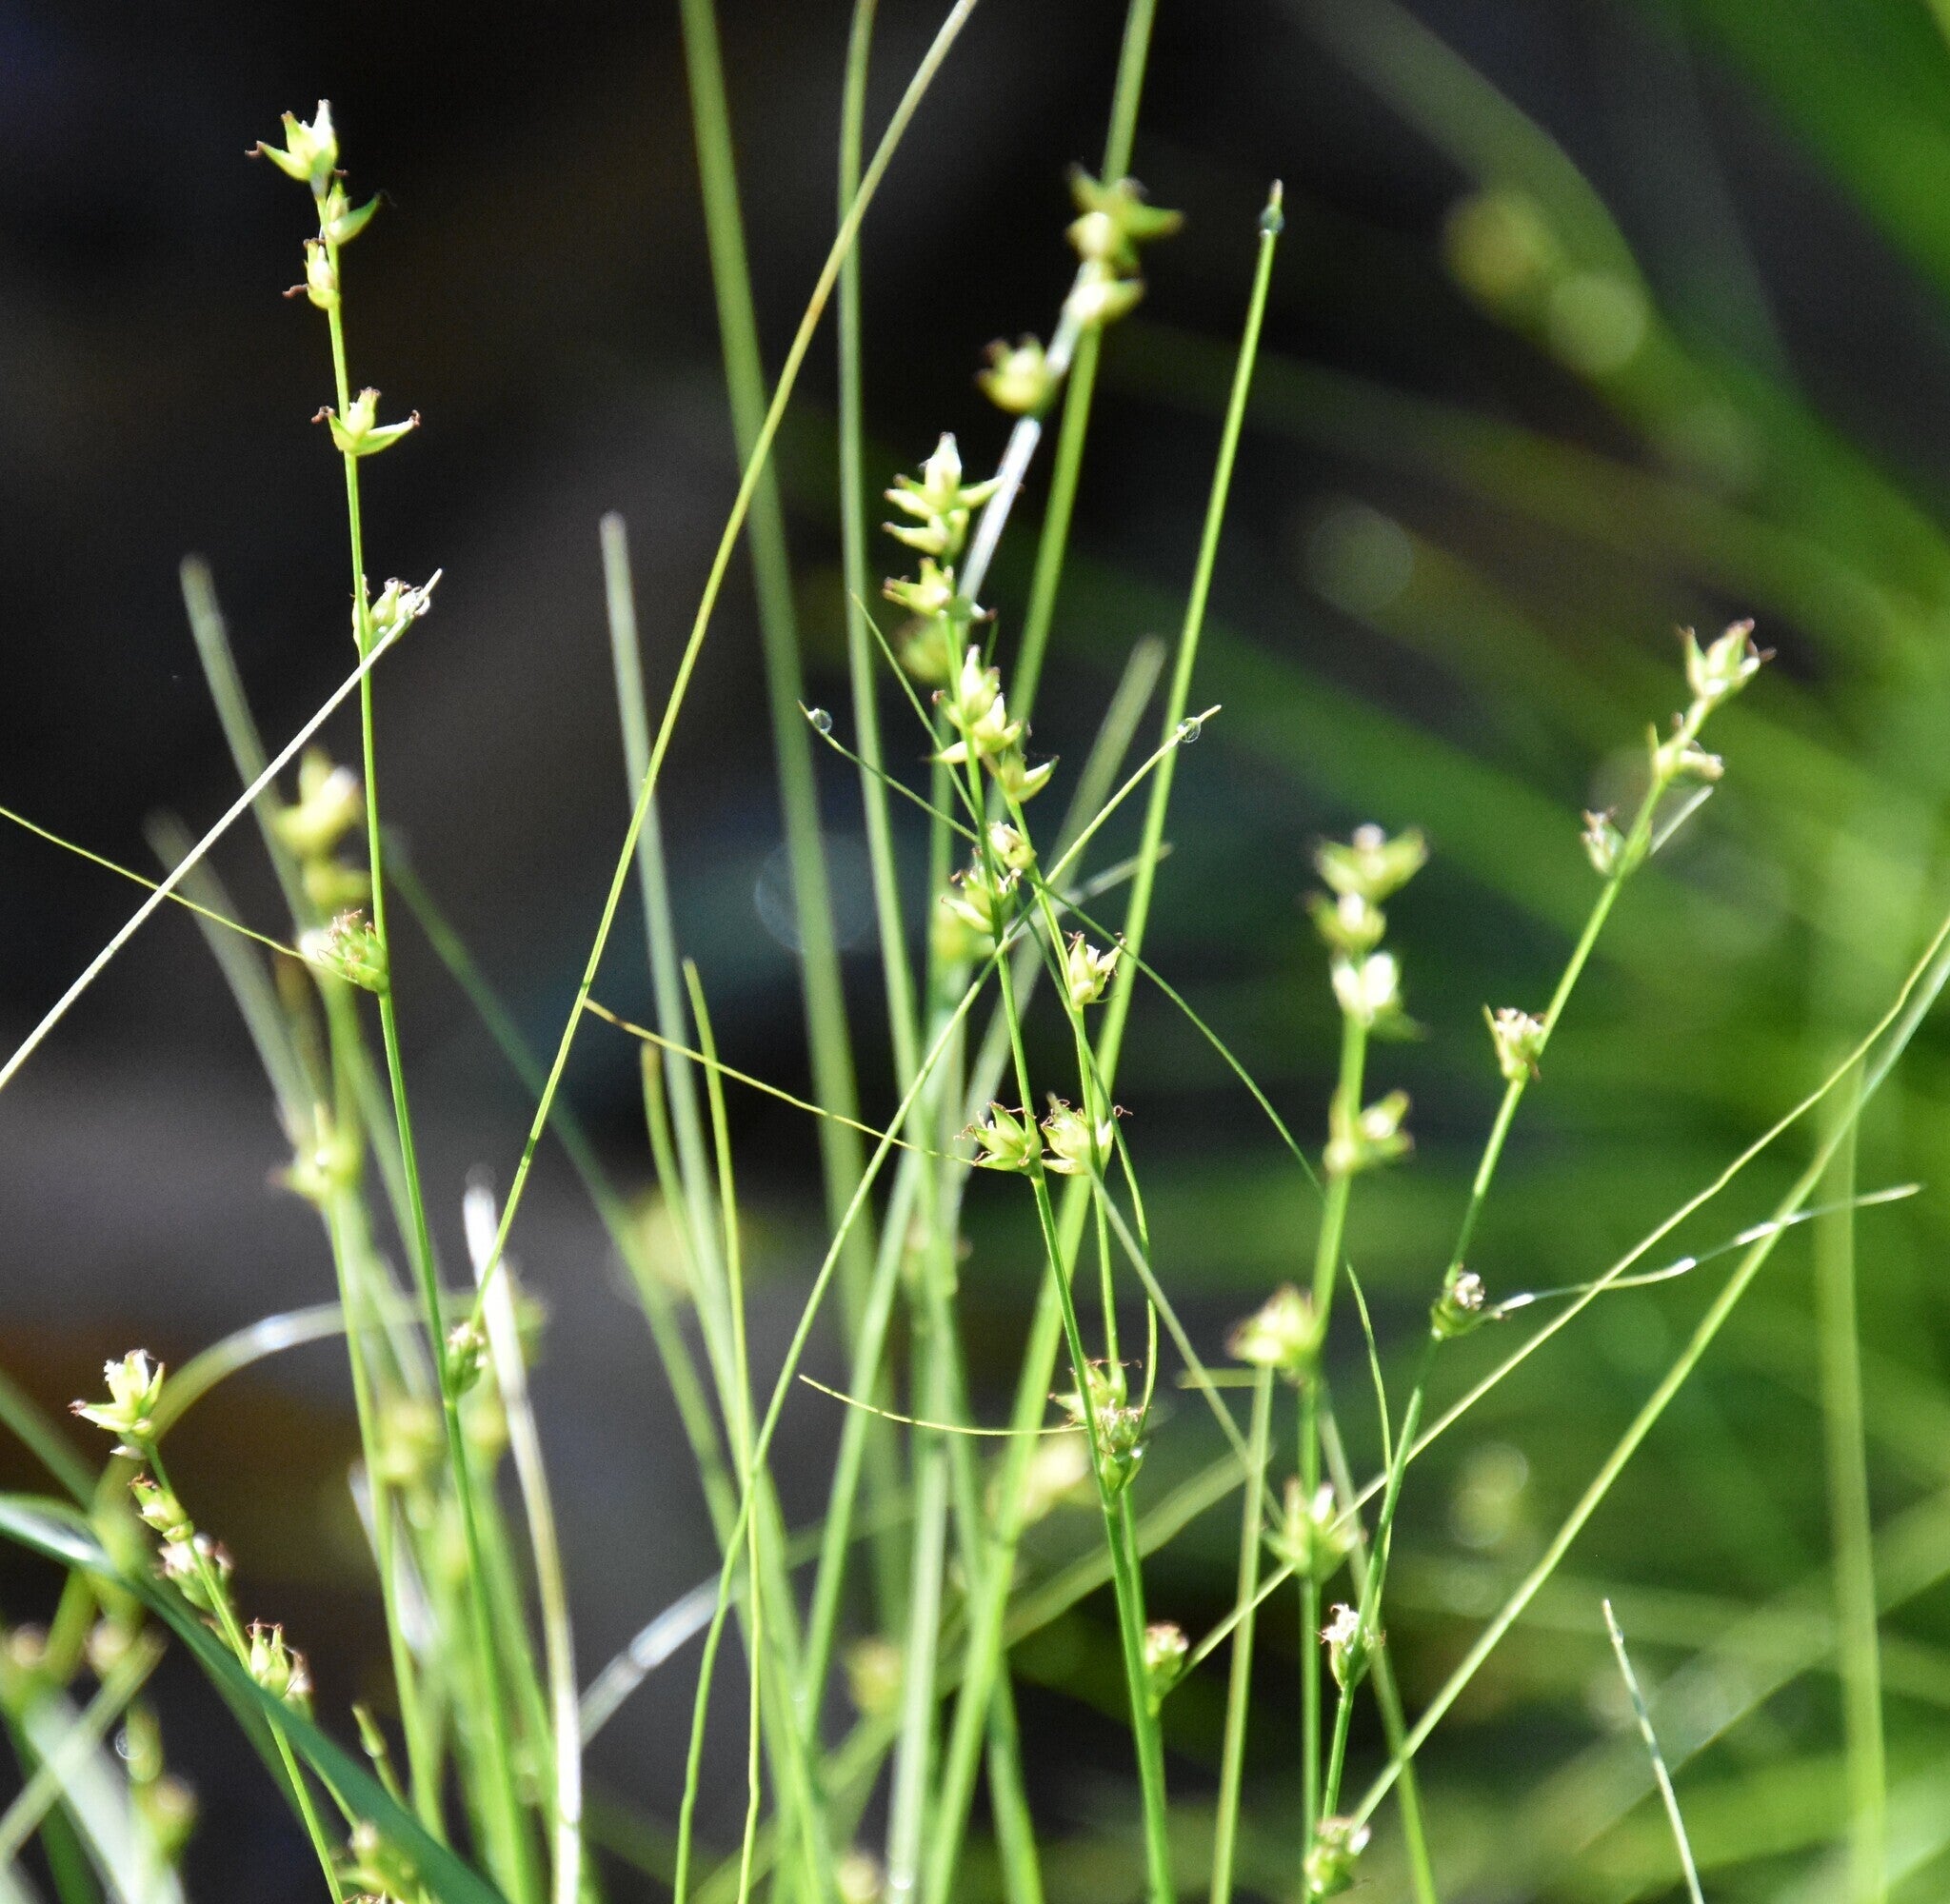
[670,957,997,1904]
[930,1307,1046,1904]
[1315,694,1721,1866]
[466,1187,582,1904]
[325,1190,444,1835]
[0,805,295,959]
[799,1154,923,1706]
[603,518,839,1904]
[390,848,737,1545]
[676,0,877,1361]
[1318,1412,1438,1904]
[795,687,1194,1857]
[1819,1062,1886,1904]
[836,0,918,1084]
[981,889,1171,1904]
[1300,1408,1321,1850]
[883,754,972,1892]
[1010,0,1163,720]
[686,977,771,1904]
[177,562,422,1300]
[925,183,1277,1902]
[464,0,982,1342]
[148,1447,345,1901]
[1300,1002,1366,1866]
[1445,697,1710,1278]
[1319,1344,1431,1825]
[1210,1368,1272,1904]
[1602,1601,1704,1904]
[602,518,739,1413]
[1308,1014,1368,1329]
[883,1255,953,1896]
[323,224,534,1904]
[1354,892,1950,1827]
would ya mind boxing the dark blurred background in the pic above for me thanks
[10,0,1950,1895]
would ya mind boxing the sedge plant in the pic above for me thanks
[0,17,1944,1904]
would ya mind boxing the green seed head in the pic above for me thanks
[1064,933,1119,1008]
[1485,1005,1546,1083]
[251,102,339,196]
[1431,1264,1489,1341]
[978,335,1056,415]
[71,1350,166,1451]
[1315,824,1426,904]
[1227,1285,1323,1379]
[301,910,388,994]
[1304,1815,1371,1897]
[1143,1620,1188,1707]
[1682,618,1764,708]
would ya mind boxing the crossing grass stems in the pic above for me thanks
[0,9,1930,1904]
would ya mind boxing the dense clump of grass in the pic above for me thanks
[2,7,1947,1903]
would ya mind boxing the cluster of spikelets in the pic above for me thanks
[70,1359,318,1839]
[867,171,1176,1185]
[258,105,442,1006]
[44,76,1786,1904]
[881,168,1181,688]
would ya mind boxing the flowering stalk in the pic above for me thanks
[922,169,1180,651]
[176,573,448,1833]
[881,522,1177,1884]
[976,803,1175,1904]
[1299,826,1421,1874]
[254,103,534,1903]
[825,93,1185,1883]
[1453,623,1762,1273]
[1315,624,1766,1846]
[72,1356,343,1899]
[923,178,1279,1904]
[969,738,1180,1894]
[1210,1364,1274,1904]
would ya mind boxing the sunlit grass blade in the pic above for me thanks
[465,0,983,1320]
[1351,896,1950,1830]
[675,0,876,1384]
[1817,1064,1888,1904]
[0,1497,507,1904]
[0,626,405,1097]
[1209,1367,1271,1904]
[0,1636,163,1874]
[1602,1599,1705,1904]
[463,1186,581,1904]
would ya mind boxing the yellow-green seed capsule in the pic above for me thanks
[320,387,419,459]
[1064,934,1119,1008]
[979,336,1056,415]
[1228,1285,1323,1379]
[251,102,339,196]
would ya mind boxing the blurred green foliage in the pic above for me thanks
[960,2,1950,1894]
